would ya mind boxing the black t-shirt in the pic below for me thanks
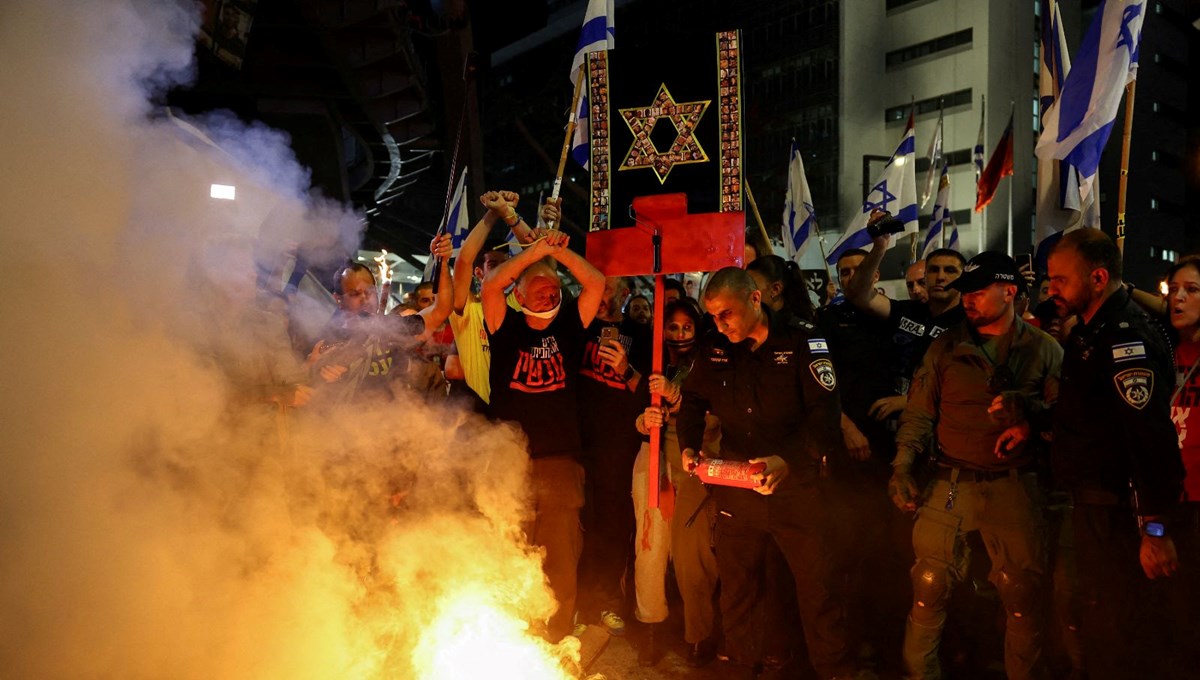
[315,312,427,402]
[887,299,965,386]
[487,298,587,459]
[577,316,652,456]
[819,299,898,425]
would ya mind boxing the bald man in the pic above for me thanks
[482,230,605,642]
[905,261,928,304]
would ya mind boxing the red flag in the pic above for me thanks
[975,113,1014,212]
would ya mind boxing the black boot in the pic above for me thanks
[687,637,717,668]
[637,623,660,667]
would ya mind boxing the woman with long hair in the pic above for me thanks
[746,254,815,322]
[630,298,721,668]
[1159,256,1200,672]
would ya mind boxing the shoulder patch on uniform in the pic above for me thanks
[806,338,829,354]
[1112,341,1146,363]
[809,358,837,392]
[1114,367,1153,410]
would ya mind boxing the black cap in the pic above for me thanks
[948,251,1026,294]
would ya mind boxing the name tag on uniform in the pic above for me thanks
[1112,342,1146,363]
[709,347,728,364]
[773,350,794,365]
[898,317,926,337]
[807,339,829,354]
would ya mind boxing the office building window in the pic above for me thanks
[885,89,972,123]
[885,28,973,69]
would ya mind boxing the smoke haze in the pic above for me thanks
[0,2,562,677]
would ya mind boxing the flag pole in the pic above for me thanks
[743,180,774,256]
[978,94,986,255]
[548,64,587,230]
[1116,80,1137,256]
[812,221,835,280]
[1007,100,1014,257]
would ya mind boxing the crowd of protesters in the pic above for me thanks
[240,194,1198,680]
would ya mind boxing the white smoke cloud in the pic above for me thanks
[0,2,568,678]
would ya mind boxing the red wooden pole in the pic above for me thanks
[647,274,665,508]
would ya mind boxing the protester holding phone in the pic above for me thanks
[575,275,652,639]
[843,209,968,423]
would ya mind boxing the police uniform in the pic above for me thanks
[895,316,1062,680]
[1051,286,1185,680]
[677,309,852,678]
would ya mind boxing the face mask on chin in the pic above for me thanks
[521,301,561,320]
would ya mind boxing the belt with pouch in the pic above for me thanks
[935,465,1030,483]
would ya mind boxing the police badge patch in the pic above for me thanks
[809,358,837,392]
[1113,368,1153,410]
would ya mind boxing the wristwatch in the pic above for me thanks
[1143,520,1166,538]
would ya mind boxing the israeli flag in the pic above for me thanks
[947,216,960,252]
[423,168,470,280]
[504,228,522,257]
[569,0,615,169]
[826,115,918,265]
[1035,0,1100,266]
[445,168,470,258]
[782,141,818,264]
[920,108,943,208]
[1036,0,1145,203]
[921,164,951,259]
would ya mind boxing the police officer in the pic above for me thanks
[677,267,855,680]
[1046,229,1184,680]
[888,252,1062,680]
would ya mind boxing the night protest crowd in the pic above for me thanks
[267,192,1197,680]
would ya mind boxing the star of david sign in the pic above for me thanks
[1116,4,1142,58]
[618,84,711,184]
[862,180,897,214]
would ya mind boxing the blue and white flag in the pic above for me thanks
[782,141,818,264]
[445,167,470,258]
[947,214,960,252]
[921,164,951,259]
[920,107,944,208]
[1036,0,1145,203]
[826,114,918,265]
[1035,0,1101,267]
[504,227,522,257]
[424,168,470,280]
[569,0,615,170]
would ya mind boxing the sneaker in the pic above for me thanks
[598,610,625,636]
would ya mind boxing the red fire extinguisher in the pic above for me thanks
[693,459,766,489]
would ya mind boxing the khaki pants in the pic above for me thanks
[630,442,719,643]
[903,472,1048,680]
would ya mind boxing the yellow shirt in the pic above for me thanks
[450,293,520,404]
